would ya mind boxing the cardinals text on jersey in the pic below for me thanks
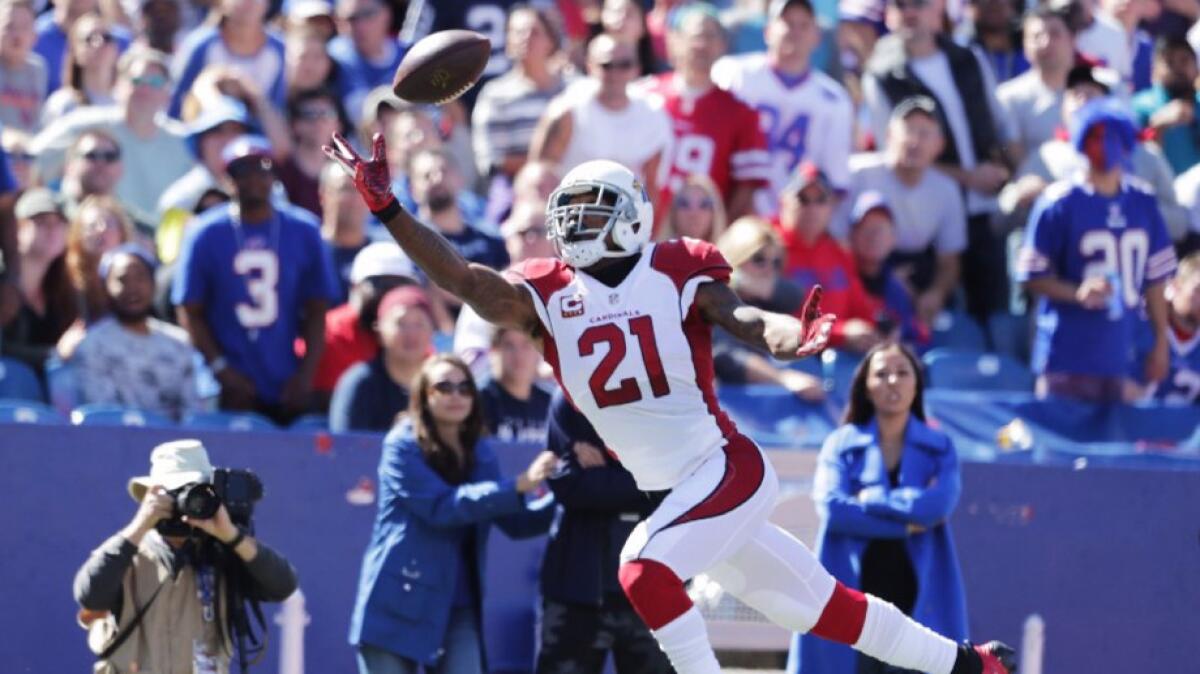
[508,239,736,491]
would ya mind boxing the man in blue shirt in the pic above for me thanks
[1133,251,1200,404]
[408,147,507,271]
[328,0,404,118]
[1016,98,1177,402]
[172,135,339,422]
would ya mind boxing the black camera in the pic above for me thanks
[157,468,264,537]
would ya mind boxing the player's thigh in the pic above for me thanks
[535,599,609,674]
[620,434,779,581]
[703,521,838,633]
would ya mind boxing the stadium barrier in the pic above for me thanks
[2,424,1197,674]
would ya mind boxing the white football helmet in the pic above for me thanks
[545,160,654,269]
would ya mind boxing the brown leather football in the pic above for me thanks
[392,30,491,105]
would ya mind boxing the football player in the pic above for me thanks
[325,132,1016,674]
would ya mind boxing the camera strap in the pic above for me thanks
[97,581,165,661]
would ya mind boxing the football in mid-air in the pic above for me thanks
[392,30,491,105]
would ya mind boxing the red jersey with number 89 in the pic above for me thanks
[507,239,737,491]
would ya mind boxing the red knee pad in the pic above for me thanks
[809,582,868,645]
[617,559,693,630]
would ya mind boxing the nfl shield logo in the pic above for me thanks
[561,294,585,318]
[609,293,620,305]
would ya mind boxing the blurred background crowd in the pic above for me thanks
[0,0,1198,432]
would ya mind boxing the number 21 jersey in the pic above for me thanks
[508,239,737,491]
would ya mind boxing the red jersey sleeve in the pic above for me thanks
[503,257,575,304]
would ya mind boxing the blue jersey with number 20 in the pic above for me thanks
[172,203,339,403]
[1015,177,1177,377]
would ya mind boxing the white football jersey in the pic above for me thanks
[712,53,854,214]
[508,240,737,491]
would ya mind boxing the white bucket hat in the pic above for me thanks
[128,439,214,503]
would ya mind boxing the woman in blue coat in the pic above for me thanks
[350,354,558,674]
[790,342,968,674]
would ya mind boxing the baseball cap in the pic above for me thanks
[769,0,815,18]
[186,96,252,157]
[220,134,273,172]
[1065,62,1117,94]
[99,243,159,280]
[784,161,833,196]
[851,191,893,225]
[350,242,417,284]
[890,95,939,123]
[128,439,214,503]
[288,0,333,20]
[14,188,63,220]
[376,285,434,324]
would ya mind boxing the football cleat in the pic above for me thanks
[975,640,1017,674]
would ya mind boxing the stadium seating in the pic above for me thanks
[819,348,863,402]
[0,357,45,402]
[70,404,173,428]
[716,384,837,449]
[0,399,65,424]
[183,411,277,431]
[928,310,988,351]
[985,311,1032,364]
[923,348,1034,392]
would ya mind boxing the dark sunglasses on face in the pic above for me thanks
[674,195,714,210]
[296,107,337,121]
[891,0,930,9]
[82,149,121,163]
[598,59,636,71]
[798,191,831,206]
[85,32,115,48]
[7,150,34,162]
[430,380,473,396]
[748,252,783,270]
[344,6,380,22]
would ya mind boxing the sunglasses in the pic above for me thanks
[598,59,636,71]
[798,191,831,206]
[7,151,34,163]
[82,149,121,163]
[430,380,473,396]
[674,195,714,210]
[343,6,380,22]
[131,73,168,90]
[296,107,338,121]
[84,32,115,48]
[227,157,273,179]
[891,0,930,8]
[748,252,784,269]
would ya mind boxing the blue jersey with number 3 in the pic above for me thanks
[1015,177,1177,377]
[172,204,339,403]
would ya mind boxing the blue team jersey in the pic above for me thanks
[172,204,340,403]
[1015,177,1177,377]
[1132,321,1200,404]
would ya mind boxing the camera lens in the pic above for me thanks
[177,483,220,520]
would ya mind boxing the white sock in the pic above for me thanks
[651,606,722,674]
[853,595,959,674]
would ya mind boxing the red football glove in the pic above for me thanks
[322,132,395,213]
[795,285,836,359]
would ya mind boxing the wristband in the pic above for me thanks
[225,528,246,550]
[371,196,402,222]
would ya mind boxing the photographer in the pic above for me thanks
[74,439,298,674]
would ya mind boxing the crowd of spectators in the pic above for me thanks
[0,0,1199,431]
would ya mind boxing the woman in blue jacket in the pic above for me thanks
[350,354,558,674]
[790,342,968,674]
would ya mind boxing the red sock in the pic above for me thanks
[809,582,868,645]
[618,559,693,630]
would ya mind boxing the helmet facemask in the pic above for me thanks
[547,180,644,269]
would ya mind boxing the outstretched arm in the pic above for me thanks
[324,133,539,333]
[695,282,835,360]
